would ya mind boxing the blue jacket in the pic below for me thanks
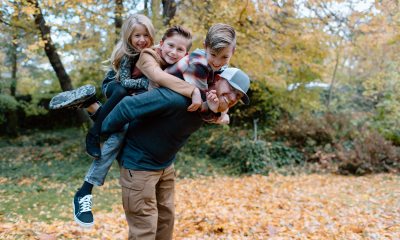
[102,87,203,170]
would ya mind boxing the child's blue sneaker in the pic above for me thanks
[49,84,96,110]
[73,191,94,227]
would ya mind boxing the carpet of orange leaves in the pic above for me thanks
[1,174,399,239]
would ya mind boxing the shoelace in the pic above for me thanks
[79,195,93,213]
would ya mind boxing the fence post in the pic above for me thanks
[253,118,259,141]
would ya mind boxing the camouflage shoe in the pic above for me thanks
[49,84,96,110]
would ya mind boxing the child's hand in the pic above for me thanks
[216,113,230,125]
[187,88,202,112]
[206,90,219,113]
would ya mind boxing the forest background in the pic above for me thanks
[1,0,399,174]
[0,0,399,239]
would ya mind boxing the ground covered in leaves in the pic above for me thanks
[1,174,399,239]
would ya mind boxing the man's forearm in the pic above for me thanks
[102,104,130,134]
[101,88,175,134]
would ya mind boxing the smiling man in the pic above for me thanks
[101,67,250,240]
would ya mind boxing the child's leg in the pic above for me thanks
[89,81,128,135]
[86,81,128,158]
[73,125,127,227]
[87,102,100,115]
[85,126,126,186]
[87,104,101,122]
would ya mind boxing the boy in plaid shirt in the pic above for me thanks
[165,23,237,122]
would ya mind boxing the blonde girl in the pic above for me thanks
[87,14,155,158]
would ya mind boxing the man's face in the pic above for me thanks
[205,44,235,71]
[211,77,244,112]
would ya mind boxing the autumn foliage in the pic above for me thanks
[1,174,399,239]
[0,1,400,239]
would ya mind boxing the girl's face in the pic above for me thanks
[159,35,190,64]
[130,24,152,51]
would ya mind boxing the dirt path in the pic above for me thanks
[1,174,399,239]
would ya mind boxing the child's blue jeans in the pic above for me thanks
[84,125,127,186]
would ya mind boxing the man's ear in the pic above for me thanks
[203,41,206,49]
[160,40,164,46]
[213,75,222,84]
[232,46,236,54]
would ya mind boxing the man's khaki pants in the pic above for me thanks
[120,165,175,240]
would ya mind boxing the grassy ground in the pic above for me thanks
[0,127,219,223]
[1,128,399,239]
[0,128,117,223]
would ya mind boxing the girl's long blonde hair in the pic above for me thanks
[110,14,155,80]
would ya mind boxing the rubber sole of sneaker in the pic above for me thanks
[49,85,96,110]
[72,199,94,228]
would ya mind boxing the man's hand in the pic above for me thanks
[206,90,219,113]
[187,88,202,112]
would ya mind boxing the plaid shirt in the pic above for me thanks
[166,48,226,122]
[165,49,225,92]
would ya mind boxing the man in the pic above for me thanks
[101,67,250,240]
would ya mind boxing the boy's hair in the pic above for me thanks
[111,14,155,78]
[204,23,236,52]
[161,25,193,51]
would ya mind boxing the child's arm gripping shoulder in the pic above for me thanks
[137,51,195,98]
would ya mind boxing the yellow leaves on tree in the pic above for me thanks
[21,5,36,15]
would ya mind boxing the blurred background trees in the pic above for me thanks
[0,0,399,173]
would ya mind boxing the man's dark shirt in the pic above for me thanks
[102,87,203,170]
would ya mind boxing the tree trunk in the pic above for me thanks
[162,0,176,26]
[114,0,123,43]
[10,33,17,97]
[27,0,73,91]
[151,0,162,29]
[27,0,88,123]
[327,49,340,109]
[10,3,19,97]
[144,0,149,16]
[9,32,19,135]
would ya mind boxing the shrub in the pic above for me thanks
[0,94,86,133]
[19,101,48,117]
[185,126,305,175]
[226,139,272,174]
[228,81,283,127]
[273,112,362,163]
[268,141,305,167]
[336,129,400,175]
[0,94,19,125]
[18,93,51,117]
[274,112,357,148]
[220,140,305,174]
